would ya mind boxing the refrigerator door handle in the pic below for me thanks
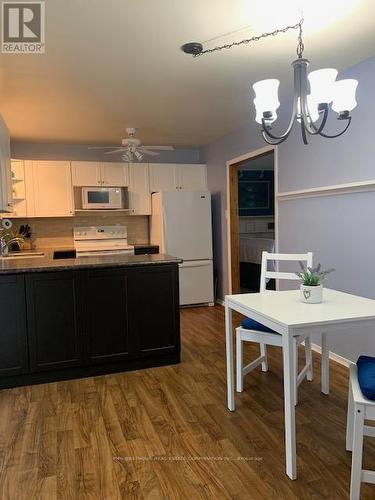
[161,207,168,253]
[179,260,211,268]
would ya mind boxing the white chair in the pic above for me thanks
[346,362,375,500]
[236,251,314,405]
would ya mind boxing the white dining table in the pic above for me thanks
[225,288,375,480]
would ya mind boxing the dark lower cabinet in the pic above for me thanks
[82,268,131,363]
[26,271,83,372]
[0,263,180,388]
[128,264,180,356]
[0,275,28,376]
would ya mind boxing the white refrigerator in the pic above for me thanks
[151,191,214,306]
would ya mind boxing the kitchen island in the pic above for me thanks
[0,253,181,389]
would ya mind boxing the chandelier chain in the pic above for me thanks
[296,18,305,58]
[193,18,304,57]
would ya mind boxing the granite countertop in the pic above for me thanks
[0,250,182,274]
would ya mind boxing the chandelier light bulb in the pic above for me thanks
[254,99,278,124]
[253,79,280,124]
[308,68,338,104]
[332,79,358,114]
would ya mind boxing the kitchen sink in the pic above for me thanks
[0,251,45,259]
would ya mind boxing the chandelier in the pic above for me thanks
[181,19,358,145]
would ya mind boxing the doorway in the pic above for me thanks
[227,146,277,294]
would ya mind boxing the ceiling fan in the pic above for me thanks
[88,128,174,161]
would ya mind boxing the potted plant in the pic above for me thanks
[296,263,334,304]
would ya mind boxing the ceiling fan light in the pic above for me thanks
[308,68,338,104]
[332,79,358,113]
[253,79,280,123]
[122,153,132,162]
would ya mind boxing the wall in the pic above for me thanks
[276,55,375,360]
[11,142,202,164]
[8,214,149,249]
[0,115,11,212]
[203,125,266,300]
[204,54,375,361]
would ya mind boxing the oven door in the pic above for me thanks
[81,187,123,209]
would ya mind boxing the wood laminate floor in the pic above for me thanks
[0,305,374,499]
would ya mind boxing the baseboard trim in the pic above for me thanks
[311,342,351,367]
[216,298,225,306]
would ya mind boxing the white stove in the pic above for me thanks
[73,225,134,258]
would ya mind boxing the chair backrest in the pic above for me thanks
[259,251,313,292]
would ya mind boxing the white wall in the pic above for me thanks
[204,54,375,361]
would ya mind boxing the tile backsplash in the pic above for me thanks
[9,215,149,249]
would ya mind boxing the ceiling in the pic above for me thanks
[1,0,374,147]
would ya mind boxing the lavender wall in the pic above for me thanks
[205,54,375,360]
[277,55,375,360]
[203,125,265,300]
[11,142,202,164]
[278,56,375,192]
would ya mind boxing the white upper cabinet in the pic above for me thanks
[128,163,151,215]
[2,159,206,218]
[148,163,207,192]
[72,161,101,186]
[149,164,178,192]
[0,117,12,213]
[26,161,74,217]
[178,164,207,191]
[101,162,129,186]
[71,161,129,187]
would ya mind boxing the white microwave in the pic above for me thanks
[81,187,123,210]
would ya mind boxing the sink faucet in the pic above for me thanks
[0,236,25,257]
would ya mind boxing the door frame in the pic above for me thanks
[226,144,279,294]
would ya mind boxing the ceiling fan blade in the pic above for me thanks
[140,150,160,156]
[88,146,121,150]
[140,145,174,151]
[104,148,129,155]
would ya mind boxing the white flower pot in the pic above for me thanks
[300,284,323,304]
